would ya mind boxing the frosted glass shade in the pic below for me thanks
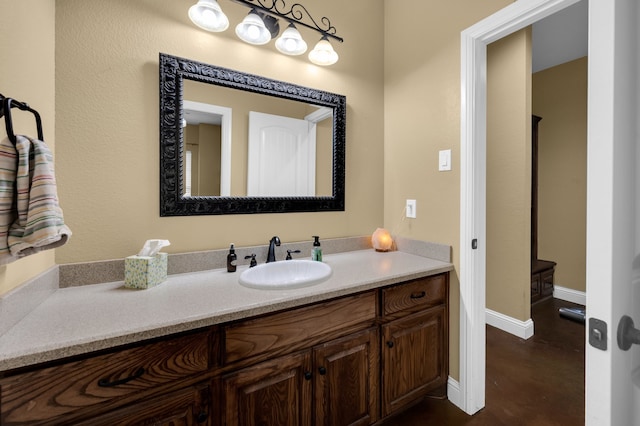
[235,10,271,45]
[308,37,339,66]
[275,24,307,55]
[188,0,229,32]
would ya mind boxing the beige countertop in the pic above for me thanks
[0,249,452,372]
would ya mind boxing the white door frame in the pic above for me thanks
[183,100,232,196]
[459,0,584,415]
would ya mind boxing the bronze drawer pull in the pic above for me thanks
[410,291,426,299]
[97,367,145,387]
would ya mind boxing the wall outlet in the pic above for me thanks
[406,199,417,218]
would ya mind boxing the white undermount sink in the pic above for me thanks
[239,260,332,290]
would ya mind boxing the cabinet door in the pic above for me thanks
[313,327,379,426]
[531,273,541,303]
[381,307,447,417]
[222,351,312,426]
[80,383,211,426]
[541,268,555,298]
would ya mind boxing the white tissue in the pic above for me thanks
[137,239,170,257]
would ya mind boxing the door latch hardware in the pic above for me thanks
[472,239,478,249]
[589,318,607,351]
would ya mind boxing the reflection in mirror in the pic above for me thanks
[247,108,333,197]
[159,53,346,216]
[183,80,333,198]
[183,100,231,197]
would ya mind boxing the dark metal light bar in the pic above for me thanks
[228,0,343,43]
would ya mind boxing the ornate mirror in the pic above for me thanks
[159,53,346,216]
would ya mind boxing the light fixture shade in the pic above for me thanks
[188,0,229,32]
[235,9,271,45]
[275,23,307,55]
[372,228,393,252]
[308,36,339,66]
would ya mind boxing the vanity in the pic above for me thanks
[0,247,451,425]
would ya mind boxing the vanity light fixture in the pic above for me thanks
[308,35,339,66]
[235,8,272,45]
[275,23,307,55]
[187,0,342,65]
[188,0,229,32]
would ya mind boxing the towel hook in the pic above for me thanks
[2,97,44,145]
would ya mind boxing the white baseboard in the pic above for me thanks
[485,308,534,339]
[447,377,463,410]
[553,285,586,305]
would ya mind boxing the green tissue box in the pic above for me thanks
[124,252,168,289]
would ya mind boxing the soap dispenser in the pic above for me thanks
[227,244,237,272]
[311,236,323,262]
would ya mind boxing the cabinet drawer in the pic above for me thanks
[0,331,210,425]
[382,274,446,316]
[225,291,376,364]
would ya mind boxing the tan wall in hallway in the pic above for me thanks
[533,57,588,293]
[0,1,56,295]
[384,0,512,381]
[486,29,533,321]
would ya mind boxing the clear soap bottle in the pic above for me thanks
[311,236,322,262]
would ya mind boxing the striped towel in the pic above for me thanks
[0,135,71,264]
[0,137,18,264]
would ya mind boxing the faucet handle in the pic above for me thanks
[286,249,301,260]
[245,254,257,267]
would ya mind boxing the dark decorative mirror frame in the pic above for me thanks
[159,53,346,216]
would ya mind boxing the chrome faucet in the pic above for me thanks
[266,236,281,263]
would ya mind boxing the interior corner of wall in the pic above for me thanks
[0,251,55,296]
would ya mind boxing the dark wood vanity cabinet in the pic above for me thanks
[221,291,379,426]
[80,383,212,426]
[222,327,379,426]
[223,350,313,426]
[380,274,449,417]
[0,272,449,425]
[0,329,215,425]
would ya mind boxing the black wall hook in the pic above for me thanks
[1,95,44,145]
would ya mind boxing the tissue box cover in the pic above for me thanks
[124,253,168,289]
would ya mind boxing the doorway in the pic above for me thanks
[460,0,639,422]
[458,0,589,416]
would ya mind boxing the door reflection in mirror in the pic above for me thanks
[183,79,333,197]
[247,109,333,196]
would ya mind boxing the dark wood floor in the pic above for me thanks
[383,298,585,425]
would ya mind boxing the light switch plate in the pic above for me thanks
[406,199,416,218]
[439,149,452,171]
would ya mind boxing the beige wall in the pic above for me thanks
[384,0,512,382]
[0,1,56,295]
[533,57,588,293]
[54,0,384,263]
[486,29,533,321]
